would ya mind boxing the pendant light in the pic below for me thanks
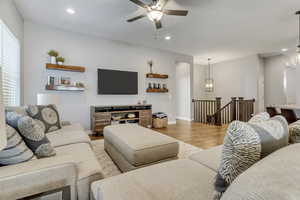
[205,58,214,92]
[296,11,300,65]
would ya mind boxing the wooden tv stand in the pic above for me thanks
[90,104,152,134]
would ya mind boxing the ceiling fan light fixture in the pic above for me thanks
[147,10,163,21]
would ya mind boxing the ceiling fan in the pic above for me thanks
[127,0,188,29]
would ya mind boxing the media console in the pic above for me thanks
[90,104,152,134]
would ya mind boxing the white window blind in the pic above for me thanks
[0,20,20,106]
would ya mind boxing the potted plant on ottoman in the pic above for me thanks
[48,50,58,64]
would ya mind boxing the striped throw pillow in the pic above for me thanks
[0,125,34,165]
[214,116,289,199]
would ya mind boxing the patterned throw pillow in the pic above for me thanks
[289,120,300,143]
[0,125,34,165]
[214,115,289,199]
[248,112,270,124]
[6,112,56,158]
[27,105,62,133]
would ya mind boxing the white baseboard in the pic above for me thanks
[176,117,192,121]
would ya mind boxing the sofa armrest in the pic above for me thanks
[0,155,78,200]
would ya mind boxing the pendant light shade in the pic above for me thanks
[205,58,214,92]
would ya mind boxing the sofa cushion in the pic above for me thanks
[6,112,56,158]
[47,124,90,147]
[91,159,216,200]
[0,125,34,165]
[55,143,103,200]
[27,105,62,133]
[5,106,28,116]
[248,112,270,123]
[215,116,289,199]
[189,145,222,172]
[221,143,300,200]
[289,120,300,143]
[104,124,179,166]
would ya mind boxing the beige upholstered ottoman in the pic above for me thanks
[103,124,179,172]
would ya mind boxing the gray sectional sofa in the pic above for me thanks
[91,142,300,200]
[1,106,103,200]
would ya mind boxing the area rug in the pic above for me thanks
[91,139,202,178]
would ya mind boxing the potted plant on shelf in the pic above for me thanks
[48,50,59,64]
[56,57,65,65]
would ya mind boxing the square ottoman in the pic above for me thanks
[104,124,179,172]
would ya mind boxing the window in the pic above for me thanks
[0,20,20,106]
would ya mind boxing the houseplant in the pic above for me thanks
[48,50,59,64]
[56,57,65,65]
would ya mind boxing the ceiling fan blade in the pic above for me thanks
[157,0,169,8]
[155,20,162,29]
[127,14,146,22]
[163,9,188,16]
[129,0,148,8]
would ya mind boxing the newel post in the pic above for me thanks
[238,97,244,121]
[230,97,237,122]
[215,97,222,126]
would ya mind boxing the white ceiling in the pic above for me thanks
[14,0,300,63]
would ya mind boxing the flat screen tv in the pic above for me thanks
[98,69,138,95]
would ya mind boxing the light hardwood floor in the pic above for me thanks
[153,120,227,149]
[90,120,227,149]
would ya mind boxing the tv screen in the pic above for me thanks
[98,69,138,95]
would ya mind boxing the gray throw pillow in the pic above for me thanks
[6,112,56,158]
[214,115,289,199]
[0,125,34,165]
[27,105,62,133]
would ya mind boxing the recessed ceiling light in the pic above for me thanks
[66,8,75,15]
[281,48,288,52]
[165,36,171,40]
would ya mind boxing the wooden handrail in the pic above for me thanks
[193,97,255,126]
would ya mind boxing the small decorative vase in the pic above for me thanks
[50,56,56,64]
[148,83,152,89]
[57,61,63,65]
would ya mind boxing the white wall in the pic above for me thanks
[0,0,24,104]
[193,64,206,99]
[23,21,193,129]
[194,55,263,112]
[264,55,289,106]
[176,62,191,121]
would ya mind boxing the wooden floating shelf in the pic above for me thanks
[146,73,168,79]
[146,88,169,93]
[46,85,85,92]
[46,63,86,72]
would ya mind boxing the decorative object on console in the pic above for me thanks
[56,56,65,65]
[5,112,56,158]
[27,105,62,133]
[47,50,58,64]
[0,125,34,165]
[214,115,289,199]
